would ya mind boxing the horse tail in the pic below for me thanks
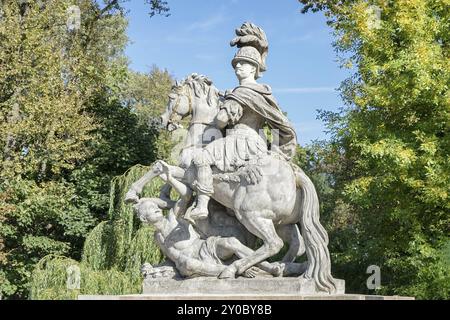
[293,164,337,294]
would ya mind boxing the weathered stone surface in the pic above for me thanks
[142,277,345,296]
[78,293,414,300]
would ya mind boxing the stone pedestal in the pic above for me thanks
[78,294,414,300]
[142,277,345,296]
[78,277,414,300]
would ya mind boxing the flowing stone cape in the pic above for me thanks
[226,83,298,160]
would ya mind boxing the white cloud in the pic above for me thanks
[293,121,324,133]
[273,87,337,94]
[187,13,226,32]
[165,34,212,45]
[194,54,216,62]
[281,34,313,44]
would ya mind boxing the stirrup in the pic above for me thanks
[189,207,209,220]
[184,205,208,224]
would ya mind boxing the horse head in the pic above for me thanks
[160,73,220,131]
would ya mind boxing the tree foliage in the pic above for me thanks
[298,0,450,299]
[30,166,165,299]
[0,0,172,299]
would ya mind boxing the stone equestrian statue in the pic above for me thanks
[125,22,338,294]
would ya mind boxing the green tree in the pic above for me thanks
[0,0,172,299]
[0,0,104,299]
[29,165,165,300]
[299,0,450,298]
[27,66,174,299]
[71,67,174,223]
[121,67,175,160]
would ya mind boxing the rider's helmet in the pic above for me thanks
[230,22,269,79]
[232,46,264,79]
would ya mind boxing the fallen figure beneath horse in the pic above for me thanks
[128,160,311,277]
[133,196,284,278]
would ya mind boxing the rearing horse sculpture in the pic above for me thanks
[125,74,337,293]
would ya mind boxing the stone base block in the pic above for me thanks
[142,277,345,296]
[78,294,414,300]
[78,278,414,300]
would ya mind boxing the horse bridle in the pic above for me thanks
[169,85,193,125]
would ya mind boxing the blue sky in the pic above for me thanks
[123,0,351,145]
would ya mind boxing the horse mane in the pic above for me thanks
[180,73,220,108]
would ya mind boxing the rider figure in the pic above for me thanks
[189,25,298,221]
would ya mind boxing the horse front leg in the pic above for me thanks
[125,160,183,204]
[218,212,284,278]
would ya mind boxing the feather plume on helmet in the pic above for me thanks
[230,22,269,78]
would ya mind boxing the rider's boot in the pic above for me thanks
[189,163,213,220]
[191,194,210,220]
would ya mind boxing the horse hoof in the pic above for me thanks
[183,215,196,225]
[124,191,139,204]
[190,208,209,220]
[218,267,236,279]
[271,263,284,277]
